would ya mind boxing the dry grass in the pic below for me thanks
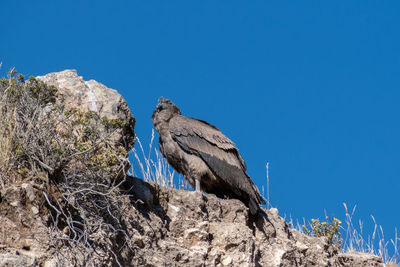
[266,161,399,265]
[130,128,189,190]
[0,71,17,187]
[0,104,16,185]
[288,203,399,265]
[342,203,399,265]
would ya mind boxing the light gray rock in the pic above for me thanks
[21,183,35,202]
[119,181,385,267]
[335,251,383,267]
[36,70,136,182]
[31,206,39,215]
[37,69,136,151]
[0,253,35,267]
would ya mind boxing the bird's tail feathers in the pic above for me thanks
[249,198,259,215]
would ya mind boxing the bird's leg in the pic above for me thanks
[195,179,201,192]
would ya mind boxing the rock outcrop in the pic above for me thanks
[0,70,388,266]
[0,69,138,266]
[35,70,136,182]
[0,176,385,267]
[120,178,384,267]
[37,69,136,152]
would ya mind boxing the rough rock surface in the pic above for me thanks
[0,177,387,267]
[119,178,384,267]
[37,69,136,150]
[0,185,51,266]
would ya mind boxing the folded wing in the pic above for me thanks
[169,115,265,206]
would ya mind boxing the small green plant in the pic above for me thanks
[102,116,126,129]
[303,216,343,248]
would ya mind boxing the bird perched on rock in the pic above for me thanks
[152,97,265,214]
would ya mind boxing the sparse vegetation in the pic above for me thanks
[342,203,399,265]
[265,163,399,265]
[289,204,399,265]
[302,216,343,248]
[0,69,132,266]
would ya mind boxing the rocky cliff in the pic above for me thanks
[121,178,386,267]
[0,176,385,267]
[0,70,386,266]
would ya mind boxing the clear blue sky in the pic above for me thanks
[1,1,399,245]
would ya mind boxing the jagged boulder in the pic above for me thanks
[35,70,136,182]
[37,69,135,151]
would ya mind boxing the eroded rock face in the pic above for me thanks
[120,178,384,267]
[37,69,136,150]
[0,177,387,267]
[0,253,36,267]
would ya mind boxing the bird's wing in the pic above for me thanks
[170,116,247,169]
[169,115,265,205]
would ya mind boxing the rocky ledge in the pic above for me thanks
[0,70,386,267]
[121,178,384,267]
[0,176,385,267]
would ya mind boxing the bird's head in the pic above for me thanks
[152,97,181,129]
[154,97,181,115]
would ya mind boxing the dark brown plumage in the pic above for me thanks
[152,97,265,214]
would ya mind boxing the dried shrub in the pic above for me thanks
[0,69,132,266]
